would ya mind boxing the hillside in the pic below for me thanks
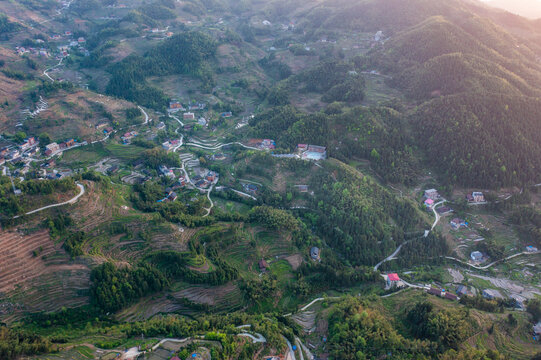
[0,0,541,359]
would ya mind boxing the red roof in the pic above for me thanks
[388,273,400,281]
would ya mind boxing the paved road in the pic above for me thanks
[445,251,540,270]
[43,57,63,82]
[374,243,405,271]
[13,183,85,219]
[138,106,151,124]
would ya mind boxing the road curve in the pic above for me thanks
[13,183,85,219]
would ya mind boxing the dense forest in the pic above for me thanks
[308,160,428,266]
[106,31,217,109]
[328,297,506,359]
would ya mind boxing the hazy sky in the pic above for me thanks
[480,0,541,19]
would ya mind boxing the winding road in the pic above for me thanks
[13,183,85,219]
[374,199,446,271]
[43,57,63,82]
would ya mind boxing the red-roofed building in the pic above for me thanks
[387,273,400,282]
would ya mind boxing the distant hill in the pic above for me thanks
[482,0,541,19]
[295,0,541,187]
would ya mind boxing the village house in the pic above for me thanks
[424,198,434,208]
[259,259,268,272]
[526,245,538,253]
[166,191,178,202]
[483,289,504,300]
[205,171,216,182]
[424,189,440,200]
[107,165,119,175]
[104,127,114,135]
[310,247,321,261]
[456,285,469,297]
[0,157,4,166]
[300,144,327,160]
[19,137,36,151]
[220,111,233,118]
[198,118,207,126]
[470,251,484,262]
[157,121,166,130]
[467,191,486,203]
[386,273,401,288]
[295,185,309,193]
[46,142,60,153]
[42,158,56,168]
[534,322,541,338]
[443,292,459,301]
[169,100,185,111]
[183,112,195,121]
[7,149,20,160]
[188,103,205,111]
[121,131,137,144]
[450,218,467,230]
[436,206,453,214]
[158,165,175,178]
[428,287,442,296]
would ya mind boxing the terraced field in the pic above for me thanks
[0,229,90,321]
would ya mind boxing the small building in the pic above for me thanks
[46,142,60,153]
[534,322,541,336]
[456,285,469,297]
[450,218,467,230]
[444,292,459,301]
[424,189,439,200]
[470,251,484,262]
[526,246,538,253]
[295,185,309,193]
[424,198,434,208]
[104,127,114,134]
[20,137,36,151]
[482,289,504,300]
[198,118,207,126]
[183,112,195,120]
[386,273,400,288]
[428,287,442,296]
[169,100,184,110]
[302,145,327,160]
[436,206,453,214]
[167,191,178,202]
[220,111,232,118]
[157,121,166,130]
[259,259,268,272]
[107,165,119,174]
[310,247,320,261]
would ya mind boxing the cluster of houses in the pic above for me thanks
[0,137,40,165]
[44,138,78,156]
[246,139,276,150]
[192,169,218,190]
[16,45,50,58]
[297,144,327,160]
[121,131,138,144]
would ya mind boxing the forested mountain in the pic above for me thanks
[106,32,217,109]
[291,0,541,187]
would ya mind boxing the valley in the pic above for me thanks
[0,0,541,359]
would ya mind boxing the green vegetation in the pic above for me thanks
[106,32,217,109]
